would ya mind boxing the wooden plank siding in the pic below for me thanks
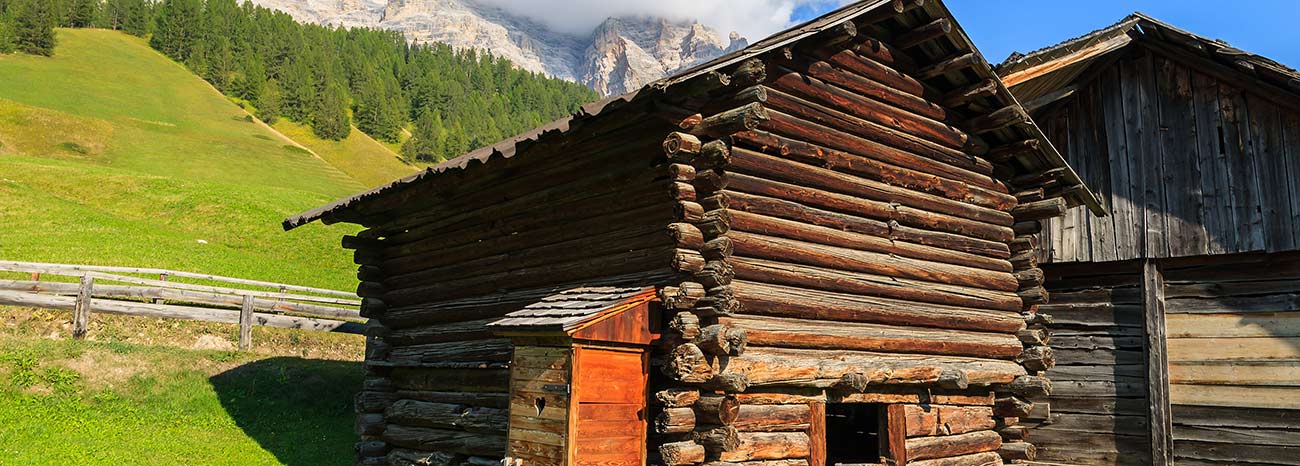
[1160,254,1300,465]
[1031,261,1152,466]
[1037,45,1300,263]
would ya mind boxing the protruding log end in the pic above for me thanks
[702,373,750,393]
[655,388,701,407]
[660,282,708,309]
[665,132,704,160]
[1015,346,1055,372]
[667,343,713,383]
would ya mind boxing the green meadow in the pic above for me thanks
[0,29,416,290]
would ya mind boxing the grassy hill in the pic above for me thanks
[0,29,417,290]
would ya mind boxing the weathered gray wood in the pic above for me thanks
[239,294,254,351]
[0,260,357,299]
[1218,80,1265,252]
[73,275,93,339]
[1246,93,1296,252]
[0,290,362,333]
[1142,260,1172,466]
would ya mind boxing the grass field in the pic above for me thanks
[0,306,363,465]
[0,29,416,290]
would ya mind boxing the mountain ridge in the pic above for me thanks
[249,0,748,96]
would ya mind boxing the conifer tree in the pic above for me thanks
[66,0,98,28]
[12,0,55,56]
[312,83,351,141]
[402,109,446,162]
[0,12,15,54]
[256,79,283,124]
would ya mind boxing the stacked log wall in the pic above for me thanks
[649,15,1065,463]
[345,125,682,466]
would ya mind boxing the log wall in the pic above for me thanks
[648,9,1069,464]
[347,122,682,466]
[1036,46,1300,263]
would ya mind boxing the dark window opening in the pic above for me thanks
[825,403,882,465]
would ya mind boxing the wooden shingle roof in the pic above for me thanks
[488,286,655,332]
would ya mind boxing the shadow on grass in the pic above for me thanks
[210,357,362,466]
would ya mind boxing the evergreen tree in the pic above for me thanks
[66,0,98,28]
[0,13,15,54]
[312,83,351,140]
[12,0,55,57]
[150,0,200,61]
[255,79,283,124]
[120,0,149,37]
[402,109,446,162]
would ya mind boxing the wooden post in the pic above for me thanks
[30,272,39,282]
[808,402,826,466]
[882,404,907,465]
[155,273,168,304]
[73,275,93,339]
[1142,260,1173,466]
[239,294,254,351]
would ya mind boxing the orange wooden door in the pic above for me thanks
[571,346,648,466]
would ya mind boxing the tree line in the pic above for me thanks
[0,0,599,162]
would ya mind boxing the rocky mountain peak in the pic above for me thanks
[248,0,747,96]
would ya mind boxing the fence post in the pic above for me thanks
[30,272,40,282]
[238,294,254,351]
[73,275,94,339]
[155,273,169,304]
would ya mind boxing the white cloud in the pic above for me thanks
[472,0,844,42]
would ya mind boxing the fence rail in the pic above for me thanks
[0,261,364,349]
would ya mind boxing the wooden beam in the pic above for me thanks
[893,18,951,50]
[917,53,979,80]
[942,78,998,108]
[1143,259,1173,466]
[1138,38,1300,113]
[883,404,908,465]
[808,402,826,466]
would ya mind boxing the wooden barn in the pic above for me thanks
[284,1,1107,465]
[997,13,1300,466]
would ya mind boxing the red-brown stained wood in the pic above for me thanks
[732,132,1014,211]
[905,430,1003,461]
[718,432,812,461]
[733,279,1024,334]
[729,232,1020,292]
[903,405,996,437]
[732,404,812,432]
[728,314,1024,358]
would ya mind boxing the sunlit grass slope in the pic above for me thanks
[0,29,415,289]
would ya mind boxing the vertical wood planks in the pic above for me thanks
[1218,82,1265,252]
[73,275,93,339]
[1142,261,1173,466]
[1190,72,1235,255]
[1246,95,1295,252]
[239,294,254,351]
[1285,112,1300,248]
[1154,58,1209,257]
[1136,52,1169,258]
[1101,66,1138,261]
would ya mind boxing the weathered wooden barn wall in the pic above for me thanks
[1160,254,1300,465]
[1035,48,1300,263]
[1035,261,1150,466]
[1039,254,1300,466]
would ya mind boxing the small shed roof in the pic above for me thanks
[284,0,1108,231]
[998,13,1300,106]
[488,286,656,333]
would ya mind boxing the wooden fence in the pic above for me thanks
[0,261,364,350]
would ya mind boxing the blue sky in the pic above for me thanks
[791,0,1300,69]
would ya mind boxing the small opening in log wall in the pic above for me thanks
[534,397,545,416]
[826,403,883,465]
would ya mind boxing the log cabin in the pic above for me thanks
[997,13,1300,466]
[284,1,1107,465]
